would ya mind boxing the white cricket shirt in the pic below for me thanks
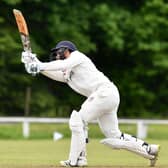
[40,51,111,97]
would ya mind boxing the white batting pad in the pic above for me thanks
[101,138,154,159]
[69,110,86,165]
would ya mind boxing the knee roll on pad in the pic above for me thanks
[69,110,84,133]
[120,133,143,143]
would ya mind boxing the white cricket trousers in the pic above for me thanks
[79,82,121,138]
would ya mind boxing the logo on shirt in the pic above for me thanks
[63,69,74,82]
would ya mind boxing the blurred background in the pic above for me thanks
[0,0,167,119]
[0,2,168,166]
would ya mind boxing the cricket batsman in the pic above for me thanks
[21,40,160,167]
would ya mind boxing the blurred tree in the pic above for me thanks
[89,0,168,117]
[0,0,167,118]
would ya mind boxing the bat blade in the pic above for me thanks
[13,9,31,52]
[13,9,29,36]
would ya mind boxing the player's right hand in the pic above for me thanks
[24,61,40,76]
[21,51,36,63]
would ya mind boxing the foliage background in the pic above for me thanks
[0,0,167,118]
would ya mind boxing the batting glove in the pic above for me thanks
[21,51,37,63]
[25,61,40,76]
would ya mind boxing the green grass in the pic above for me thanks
[0,139,167,167]
[0,123,167,140]
[0,123,167,167]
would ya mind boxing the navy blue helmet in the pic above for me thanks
[50,41,77,60]
[51,40,77,52]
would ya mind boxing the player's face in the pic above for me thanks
[55,47,68,60]
[50,48,70,61]
[50,48,66,60]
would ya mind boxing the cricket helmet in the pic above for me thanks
[51,40,77,52]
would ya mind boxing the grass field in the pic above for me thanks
[0,123,167,167]
[0,139,167,168]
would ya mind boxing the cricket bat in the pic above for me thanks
[13,9,38,76]
[13,9,32,52]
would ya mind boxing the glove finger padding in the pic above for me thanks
[29,62,40,75]
[24,62,40,75]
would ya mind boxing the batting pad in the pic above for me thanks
[101,138,154,159]
[69,110,86,165]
